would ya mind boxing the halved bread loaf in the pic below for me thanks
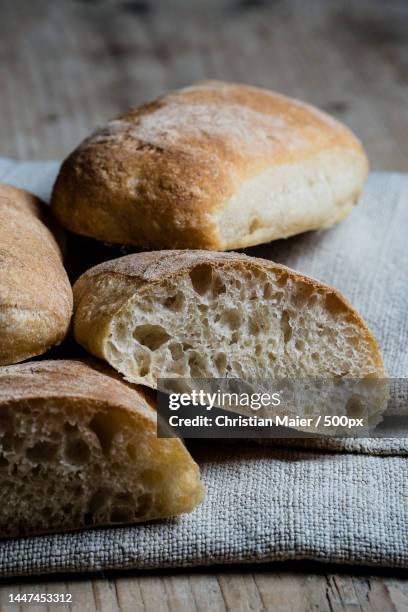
[0,183,73,365]
[0,360,204,538]
[73,251,384,390]
[51,81,368,250]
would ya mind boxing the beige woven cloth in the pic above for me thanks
[0,159,407,576]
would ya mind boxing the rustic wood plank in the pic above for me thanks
[217,572,265,612]
[135,575,171,612]
[187,573,228,612]
[386,577,408,611]
[1,568,408,611]
[254,570,330,612]
[90,577,121,612]
[0,0,407,168]
[162,575,198,612]
[113,575,146,612]
[352,575,398,612]
[68,578,97,612]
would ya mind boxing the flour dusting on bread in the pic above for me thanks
[51,81,368,250]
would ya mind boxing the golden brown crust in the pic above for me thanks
[0,183,73,365]
[51,81,368,250]
[73,250,384,376]
[0,359,152,418]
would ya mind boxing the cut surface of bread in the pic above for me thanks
[51,81,368,250]
[73,251,384,391]
[0,183,73,365]
[0,360,204,538]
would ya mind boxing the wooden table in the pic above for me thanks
[0,0,407,609]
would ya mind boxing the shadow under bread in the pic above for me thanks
[63,231,144,284]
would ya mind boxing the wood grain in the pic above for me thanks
[0,0,407,169]
[1,564,408,612]
[0,0,407,610]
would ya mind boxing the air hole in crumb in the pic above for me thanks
[164,292,185,311]
[214,352,227,373]
[65,438,91,465]
[230,331,239,344]
[249,318,261,335]
[188,352,207,377]
[88,488,111,515]
[347,335,360,348]
[220,309,241,331]
[189,264,213,295]
[276,274,288,288]
[281,311,292,344]
[169,343,184,361]
[26,441,58,463]
[346,397,365,417]
[295,339,304,351]
[0,409,12,433]
[231,361,242,375]
[115,492,134,505]
[325,293,348,316]
[111,508,133,523]
[263,283,274,299]
[213,275,226,296]
[89,412,119,455]
[249,217,262,233]
[2,431,21,452]
[115,321,128,344]
[294,284,315,306]
[133,324,171,351]
[139,362,150,377]
[136,493,151,517]
[311,352,320,362]
[64,423,79,435]
[0,431,15,452]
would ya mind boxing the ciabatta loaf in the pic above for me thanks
[51,81,368,250]
[0,360,203,538]
[0,183,72,365]
[73,251,384,389]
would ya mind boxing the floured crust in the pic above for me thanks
[0,183,73,365]
[51,81,368,250]
[0,358,153,416]
[73,250,384,380]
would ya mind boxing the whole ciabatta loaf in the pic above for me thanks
[0,183,72,365]
[51,81,368,250]
[0,360,203,538]
[73,251,384,389]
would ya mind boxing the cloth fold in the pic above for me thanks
[0,159,407,576]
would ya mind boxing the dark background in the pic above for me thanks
[1,0,407,170]
[1,1,408,610]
